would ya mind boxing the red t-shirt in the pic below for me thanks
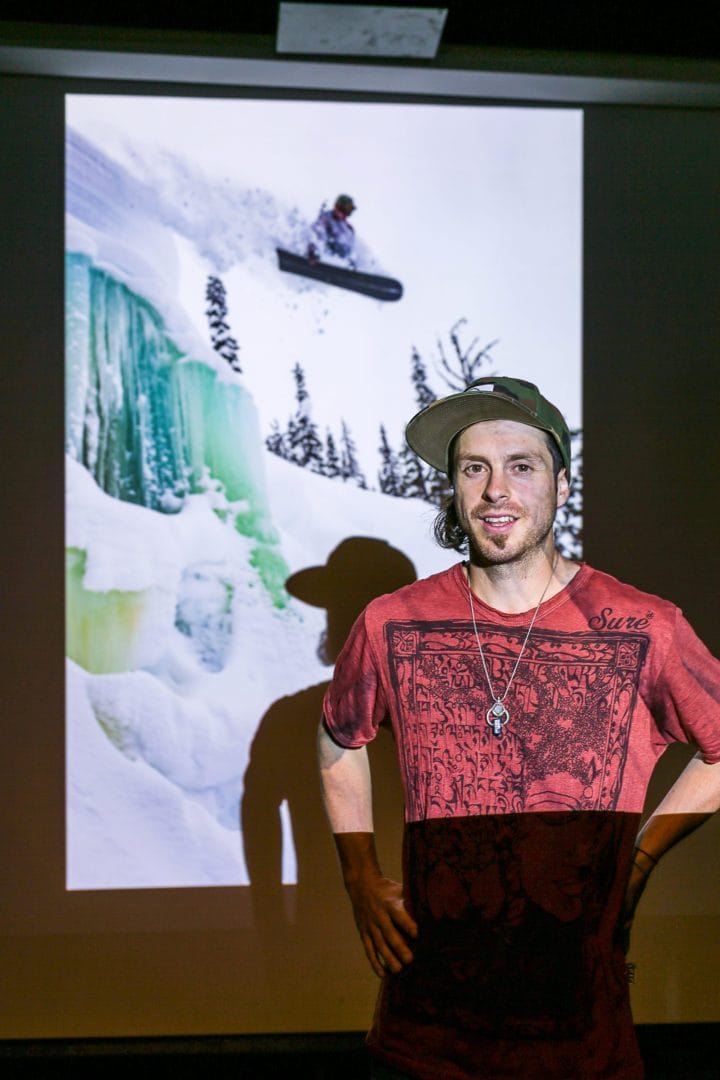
[324,563,720,1079]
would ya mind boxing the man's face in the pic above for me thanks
[453,419,569,567]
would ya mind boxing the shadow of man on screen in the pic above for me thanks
[241,537,415,964]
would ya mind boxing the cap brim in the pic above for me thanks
[285,565,329,607]
[406,392,550,473]
[286,539,416,608]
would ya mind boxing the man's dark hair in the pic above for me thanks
[433,429,567,553]
[433,497,469,553]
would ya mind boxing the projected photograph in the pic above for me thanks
[65,95,582,889]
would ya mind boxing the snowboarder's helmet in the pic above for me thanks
[335,194,356,213]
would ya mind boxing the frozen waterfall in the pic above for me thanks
[65,251,288,611]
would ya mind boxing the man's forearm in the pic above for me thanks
[317,718,418,974]
[635,752,720,863]
[316,721,382,885]
[619,753,720,950]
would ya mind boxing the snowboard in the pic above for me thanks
[276,248,403,302]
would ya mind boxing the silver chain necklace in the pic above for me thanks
[466,559,557,737]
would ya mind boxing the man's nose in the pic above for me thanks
[482,469,509,502]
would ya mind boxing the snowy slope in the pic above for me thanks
[67,452,453,889]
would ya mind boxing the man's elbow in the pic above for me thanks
[317,714,344,769]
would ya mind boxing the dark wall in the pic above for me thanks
[584,106,720,643]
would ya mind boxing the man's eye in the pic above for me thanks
[514,463,532,473]
[463,463,484,475]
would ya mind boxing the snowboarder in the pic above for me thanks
[307,194,357,268]
[277,192,402,301]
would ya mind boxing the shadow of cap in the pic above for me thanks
[285,536,416,613]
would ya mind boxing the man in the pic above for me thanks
[317,377,720,1079]
[307,194,357,267]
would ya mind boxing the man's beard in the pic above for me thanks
[464,506,557,566]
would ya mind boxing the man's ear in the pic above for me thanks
[556,468,570,509]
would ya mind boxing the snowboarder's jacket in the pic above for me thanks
[308,208,355,265]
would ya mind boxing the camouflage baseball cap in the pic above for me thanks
[405,376,572,478]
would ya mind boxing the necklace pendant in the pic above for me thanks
[487,700,510,737]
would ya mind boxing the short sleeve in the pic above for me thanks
[322,607,388,748]
[651,609,720,764]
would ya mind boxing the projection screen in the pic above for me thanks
[64,94,582,891]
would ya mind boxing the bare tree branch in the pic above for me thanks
[434,319,498,391]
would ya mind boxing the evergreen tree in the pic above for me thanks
[205,275,241,373]
[286,363,325,473]
[293,360,309,410]
[324,429,341,479]
[396,439,427,500]
[340,420,367,489]
[378,425,403,497]
[265,419,286,459]
[423,464,452,508]
[266,370,373,486]
[410,346,436,410]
